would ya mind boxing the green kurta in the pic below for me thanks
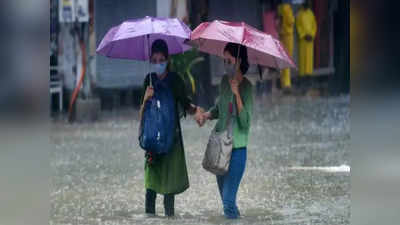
[209,75,253,148]
[141,72,191,195]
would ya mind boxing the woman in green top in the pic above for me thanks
[199,43,253,219]
[140,39,204,217]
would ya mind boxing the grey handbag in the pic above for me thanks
[202,98,234,175]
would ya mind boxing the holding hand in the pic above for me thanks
[144,86,154,102]
[196,111,212,127]
[194,106,206,127]
[230,78,240,96]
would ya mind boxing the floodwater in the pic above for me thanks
[51,95,350,225]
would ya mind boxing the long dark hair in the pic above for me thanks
[223,42,249,75]
[151,39,169,58]
[150,39,171,72]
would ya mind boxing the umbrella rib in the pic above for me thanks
[106,40,117,58]
[274,55,279,69]
[105,25,122,58]
[241,22,246,45]
[190,20,295,69]
[96,17,193,60]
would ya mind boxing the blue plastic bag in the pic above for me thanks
[139,74,176,154]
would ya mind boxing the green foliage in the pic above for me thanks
[170,48,204,96]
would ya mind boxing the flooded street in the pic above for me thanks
[51,95,350,225]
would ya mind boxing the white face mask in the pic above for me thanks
[151,62,167,76]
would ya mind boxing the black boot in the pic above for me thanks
[164,194,175,217]
[145,189,156,215]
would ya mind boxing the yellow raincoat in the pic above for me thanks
[296,7,317,76]
[278,3,294,88]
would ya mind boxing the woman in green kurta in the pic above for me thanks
[139,39,203,217]
[198,43,253,219]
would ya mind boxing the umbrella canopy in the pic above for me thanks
[189,20,296,69]
[96,16,192,60]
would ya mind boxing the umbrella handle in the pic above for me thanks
[149,75,153,87]
[147,34,153,87]
[236,44,241,61]
[234,44,241,74]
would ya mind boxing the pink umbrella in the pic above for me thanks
[96,16,192,60]
[189,20,296,69]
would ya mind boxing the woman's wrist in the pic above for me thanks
[195,105,205,112]
[144,94,153,102]
[188,104,197,115]
[204,111,212,120]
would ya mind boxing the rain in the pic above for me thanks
[51,95,350,225]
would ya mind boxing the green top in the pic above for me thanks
[209,75,253,148]
[141,72,191,195]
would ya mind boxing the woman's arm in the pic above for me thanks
[187,103,206,126]
[234,90,244,114]
[230,78,253,129]
[230,78,243,113]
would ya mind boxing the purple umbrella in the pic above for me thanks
[96,16,192,60]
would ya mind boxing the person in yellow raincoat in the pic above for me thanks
[296,0,317,76]
[278,0,295,89]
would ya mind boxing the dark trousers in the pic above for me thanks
[145,189,174,216]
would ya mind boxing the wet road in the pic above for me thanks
[51,95,350,225]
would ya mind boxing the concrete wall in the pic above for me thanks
[95,0,156,89]
[208,0,262,29]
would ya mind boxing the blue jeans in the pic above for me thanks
[216,147,247,219]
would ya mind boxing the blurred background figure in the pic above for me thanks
[278,0,295,91]
[261,0,280,97]
[296,0,317,76]
[262,0,279,40]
